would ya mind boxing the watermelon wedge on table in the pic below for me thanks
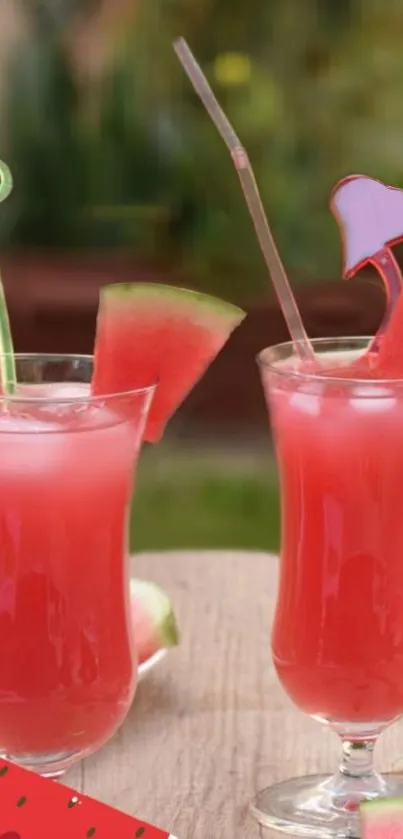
[361,797,403,839]
[130,578,179,665]
[92,283,246,442]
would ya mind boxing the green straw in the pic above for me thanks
[0,161,16,395]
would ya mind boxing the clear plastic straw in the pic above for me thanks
[0,161,16,395]
[174,38,315,363]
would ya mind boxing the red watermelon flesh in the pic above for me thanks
[92,283,246,442]
[361,798,403,839]
[374,290,403,377]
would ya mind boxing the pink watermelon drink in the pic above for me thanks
[0,359,155,776]
[262,338,403,724]
[0,285,244,777]
[253,335,403,837]
[0,163,245,774]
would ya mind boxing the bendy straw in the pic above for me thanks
[174,38,315,363]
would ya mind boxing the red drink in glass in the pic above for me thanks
[252,337,403,837]
[272,364,403,723]
[0,356,154,777]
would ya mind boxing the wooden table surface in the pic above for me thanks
[67,550,403,839]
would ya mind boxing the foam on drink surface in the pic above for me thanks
[0,382,136,478]
[274,349,400,420]
[0,382,118,432]
[349,385,397,413]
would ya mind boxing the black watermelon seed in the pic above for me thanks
[135,829,146,837]
[16,796,27,808]
[87,829,96,837]
[0,766,9,777]
[68,796,80,808]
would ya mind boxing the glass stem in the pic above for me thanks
[339,737,377,779]
[324,730,389,805]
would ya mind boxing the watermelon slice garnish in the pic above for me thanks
[92,283,246,442]
[130,579,179,665]
[361,797,403,839]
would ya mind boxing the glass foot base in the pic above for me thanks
[251,773,403,838]
[1,750,82,778]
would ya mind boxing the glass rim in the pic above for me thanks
[257,335,403,387]
[0,353,157,403]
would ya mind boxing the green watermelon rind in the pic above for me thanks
[130,578,180,648]
[101,283,246,326]
[361,798,403,814]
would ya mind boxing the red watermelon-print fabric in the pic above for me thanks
[0,759,175,839]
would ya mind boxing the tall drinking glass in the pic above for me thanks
[252,337,403,837]
[0,355,155,777]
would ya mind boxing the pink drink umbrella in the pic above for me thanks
[331,174,403,354]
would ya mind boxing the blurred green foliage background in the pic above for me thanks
[4,0,403,302]
[129,445,280,553]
